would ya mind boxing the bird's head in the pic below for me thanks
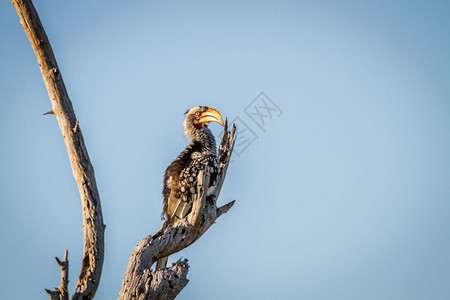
[183,106,224,140]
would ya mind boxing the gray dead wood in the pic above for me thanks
[118,121,236,300]
[11,1,105,299]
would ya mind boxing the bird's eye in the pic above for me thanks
[195,112,200,116]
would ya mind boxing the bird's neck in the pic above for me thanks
[190,127,216,155]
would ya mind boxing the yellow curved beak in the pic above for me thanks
[198,107,224,126]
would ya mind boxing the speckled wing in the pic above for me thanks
[168,162,200,220]
[167,155,219,221]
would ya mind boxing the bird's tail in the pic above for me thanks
[156,256,168,270]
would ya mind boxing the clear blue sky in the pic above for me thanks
[1,1,449,299]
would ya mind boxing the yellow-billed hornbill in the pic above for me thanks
[156,106,224,270]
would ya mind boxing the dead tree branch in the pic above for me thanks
[45,249,69,300]
[11,1,105,299]
[118,121,236,300]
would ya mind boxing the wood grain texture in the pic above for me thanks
[118,121,236,300]
[11,1,105,299]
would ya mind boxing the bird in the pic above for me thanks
[156,106,224,270]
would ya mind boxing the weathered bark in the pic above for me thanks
[118,121,236,300]
[11,1,105,299]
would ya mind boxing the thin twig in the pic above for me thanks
[45,249,69,300]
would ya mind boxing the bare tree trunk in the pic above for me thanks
[118,122,236,300]
[11,1,105,299]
